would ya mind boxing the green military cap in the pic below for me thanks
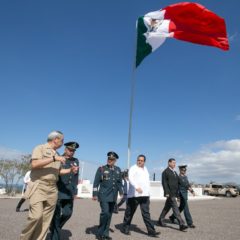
[178,165,187,171]
[64,141,79,150]
[107,151,119,160]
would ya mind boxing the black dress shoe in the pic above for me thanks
[188,224,196,228]
[148,231,161,237]
[96,235,104,240]
[103,237,112,240]
[156,221,167,227]
[120,227,130,235]
[169,215,175,223]
[16,208,20,212]
[179,225,188,231]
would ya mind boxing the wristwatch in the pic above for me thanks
[53,155,56,162]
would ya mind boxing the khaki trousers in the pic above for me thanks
[20,183,57,240]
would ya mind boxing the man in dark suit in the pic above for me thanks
[157,158,188,231]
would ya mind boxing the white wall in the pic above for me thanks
[77,181,203,199]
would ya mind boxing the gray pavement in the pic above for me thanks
[0,197,240,240]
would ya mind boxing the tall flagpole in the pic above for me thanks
[127,67,136,169]
[127,25,138,169]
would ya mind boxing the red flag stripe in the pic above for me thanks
[164,2,229,50]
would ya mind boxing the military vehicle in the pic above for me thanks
[203,183,238,197]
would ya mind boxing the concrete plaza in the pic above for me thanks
[0,197,239,240]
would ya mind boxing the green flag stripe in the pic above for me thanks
[136,17,152,67]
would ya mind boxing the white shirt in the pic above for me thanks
[24,171,31,184]
[127,164,150,198]
[169,167,177,176]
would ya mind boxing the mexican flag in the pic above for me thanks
[136,2,229,67]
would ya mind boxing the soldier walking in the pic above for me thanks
[169,165,196,228]
[50,141,80,240]
[92,151,123,240]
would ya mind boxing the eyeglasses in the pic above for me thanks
[137,159,144,162]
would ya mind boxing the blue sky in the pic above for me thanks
[0,0,240,183]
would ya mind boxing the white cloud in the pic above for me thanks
[228,32,238,42]
[235,115,240,121]
[178,139,240,184]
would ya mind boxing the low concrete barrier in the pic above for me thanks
[77,180,92,198]
[77,181,204,199]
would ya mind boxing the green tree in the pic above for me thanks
[0,154,31,195]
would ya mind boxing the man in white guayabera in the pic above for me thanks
[121,155,160,237]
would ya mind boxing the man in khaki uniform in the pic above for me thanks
[20,131,79,240]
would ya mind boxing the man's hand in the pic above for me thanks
[165,194,170,198]
[54,155,66,164]
[189,188,195,196]
[92,196,98,201]
[136,188,143,194]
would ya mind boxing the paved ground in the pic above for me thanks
[0,197,240,240]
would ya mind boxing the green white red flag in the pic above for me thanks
[136,2,229,67]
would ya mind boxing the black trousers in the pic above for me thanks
[117,194,127,207]
[16,188,26,210]
[16,198,26,210]
[114,194,128,211]
[159,196,185,225]
[123,197,155,233]
[170,193,193,225]
[98,201,115,237]
[50,199,74,240]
